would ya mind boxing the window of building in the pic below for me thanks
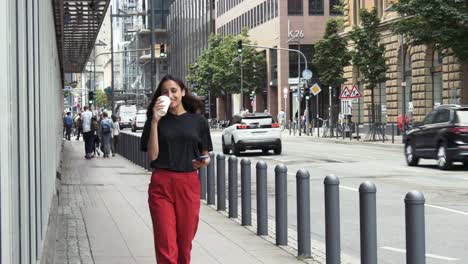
[255,6,259,27]
[288,0,303,15]
[376,81,387,123]
[261,2,265,24]
[404,48,413,119]
[329,0,342,15]
[432,50,443,107]
[309,0,324,15]
[275,0,279,17]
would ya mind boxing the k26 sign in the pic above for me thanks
[288,29,304,39]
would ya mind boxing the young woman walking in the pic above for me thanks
[140,75,212,264]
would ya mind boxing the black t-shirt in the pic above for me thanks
[140,112,213,172]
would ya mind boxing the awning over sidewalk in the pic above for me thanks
[53,0,110,73]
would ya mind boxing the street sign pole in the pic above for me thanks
[329,86,332,137]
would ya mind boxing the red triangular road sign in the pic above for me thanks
[339,86,351,99]
[349,85,363,98]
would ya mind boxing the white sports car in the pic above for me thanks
[221,113,282,155]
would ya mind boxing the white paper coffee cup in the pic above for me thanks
[157,95,171,117]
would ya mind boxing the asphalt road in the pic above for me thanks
[210,130,468,264]
[125,128,468,263]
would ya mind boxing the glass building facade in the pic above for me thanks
[167,0,215,84]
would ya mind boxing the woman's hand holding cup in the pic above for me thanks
[153,95,170,123]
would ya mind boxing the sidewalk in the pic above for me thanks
[280,128,404,149]
[53,139,306,264]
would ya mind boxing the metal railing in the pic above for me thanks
[117,132,426,264]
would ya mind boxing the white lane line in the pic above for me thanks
[339,185,358,192]
[381,246,459,261]
[426,204,468,216]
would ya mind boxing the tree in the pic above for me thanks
[95,89,108,108]
[187,28,266,117]
[392,0,468,62]
[314,18,351,131]
[314,19,351,95]
[350,8,387,125]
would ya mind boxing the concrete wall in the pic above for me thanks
[0,0,63,263]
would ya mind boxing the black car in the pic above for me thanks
[404,105,468,170]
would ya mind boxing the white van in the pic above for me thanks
[116,105,137,129]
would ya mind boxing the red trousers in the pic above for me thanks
[148,169,200,264]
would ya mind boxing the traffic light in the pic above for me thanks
[88,91,94,105]
[160,44,166,57]
[237,40,242,53]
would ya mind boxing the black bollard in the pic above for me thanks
[382,124,385,143]
[296,169,311,258]
[359,181,377,264]
[216,154,226,211]
[392,123,395,144]
[324,175,341,264]
[357,123,360,141]
[207,152,216,205]
[275,164,288,246]
[405,191,426,264]
[240,158,251,226]
[199,166,207,200]
[228,155,238,218]
[256,161,268,235]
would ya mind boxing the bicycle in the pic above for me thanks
[279,119,287,132]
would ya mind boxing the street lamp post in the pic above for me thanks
[283,87,288,119]
[240,52,244,111]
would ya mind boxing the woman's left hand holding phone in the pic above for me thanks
[192,155,210,170]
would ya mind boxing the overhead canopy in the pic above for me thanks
[53,0,110,73]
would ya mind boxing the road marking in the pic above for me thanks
[339,185,358,192]
[381,246,459,261]
[426,204,468,216]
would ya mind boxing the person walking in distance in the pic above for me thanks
[111,115,120,157]
[99,112,113,158]
[81,106,94,159]
[74,111,83,140]
[63,112,73,141]
[140,75,212,264]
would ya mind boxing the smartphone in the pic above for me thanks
[194,155,209,161]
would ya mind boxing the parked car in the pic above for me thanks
[116,105,137,129]
[222,113,282,155]
[131,109,147,132]
[404,104,468,170]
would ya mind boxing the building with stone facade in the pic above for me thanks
[342,0,468,128]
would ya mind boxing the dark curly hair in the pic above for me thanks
[146,75,203,120]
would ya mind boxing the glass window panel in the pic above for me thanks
[309,0,324,15]
[288,0,303,15]
[434,109,450,123]
[329,0,342,15]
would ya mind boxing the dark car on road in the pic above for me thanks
[404,105,468,170]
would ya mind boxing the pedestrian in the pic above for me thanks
[63,112,73,141]
[277,109,285,125]
[93,130,101,157]
[140,75,212,264]
[81,106,94,159]
[99,112,113,158]
[111,114,120,157]
[74,111,83,140]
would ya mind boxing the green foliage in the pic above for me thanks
[187,28,267,98]
[95,89,108,108]
[313,19,351,89]
[393,0,468,62]
[350,8,387,90]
